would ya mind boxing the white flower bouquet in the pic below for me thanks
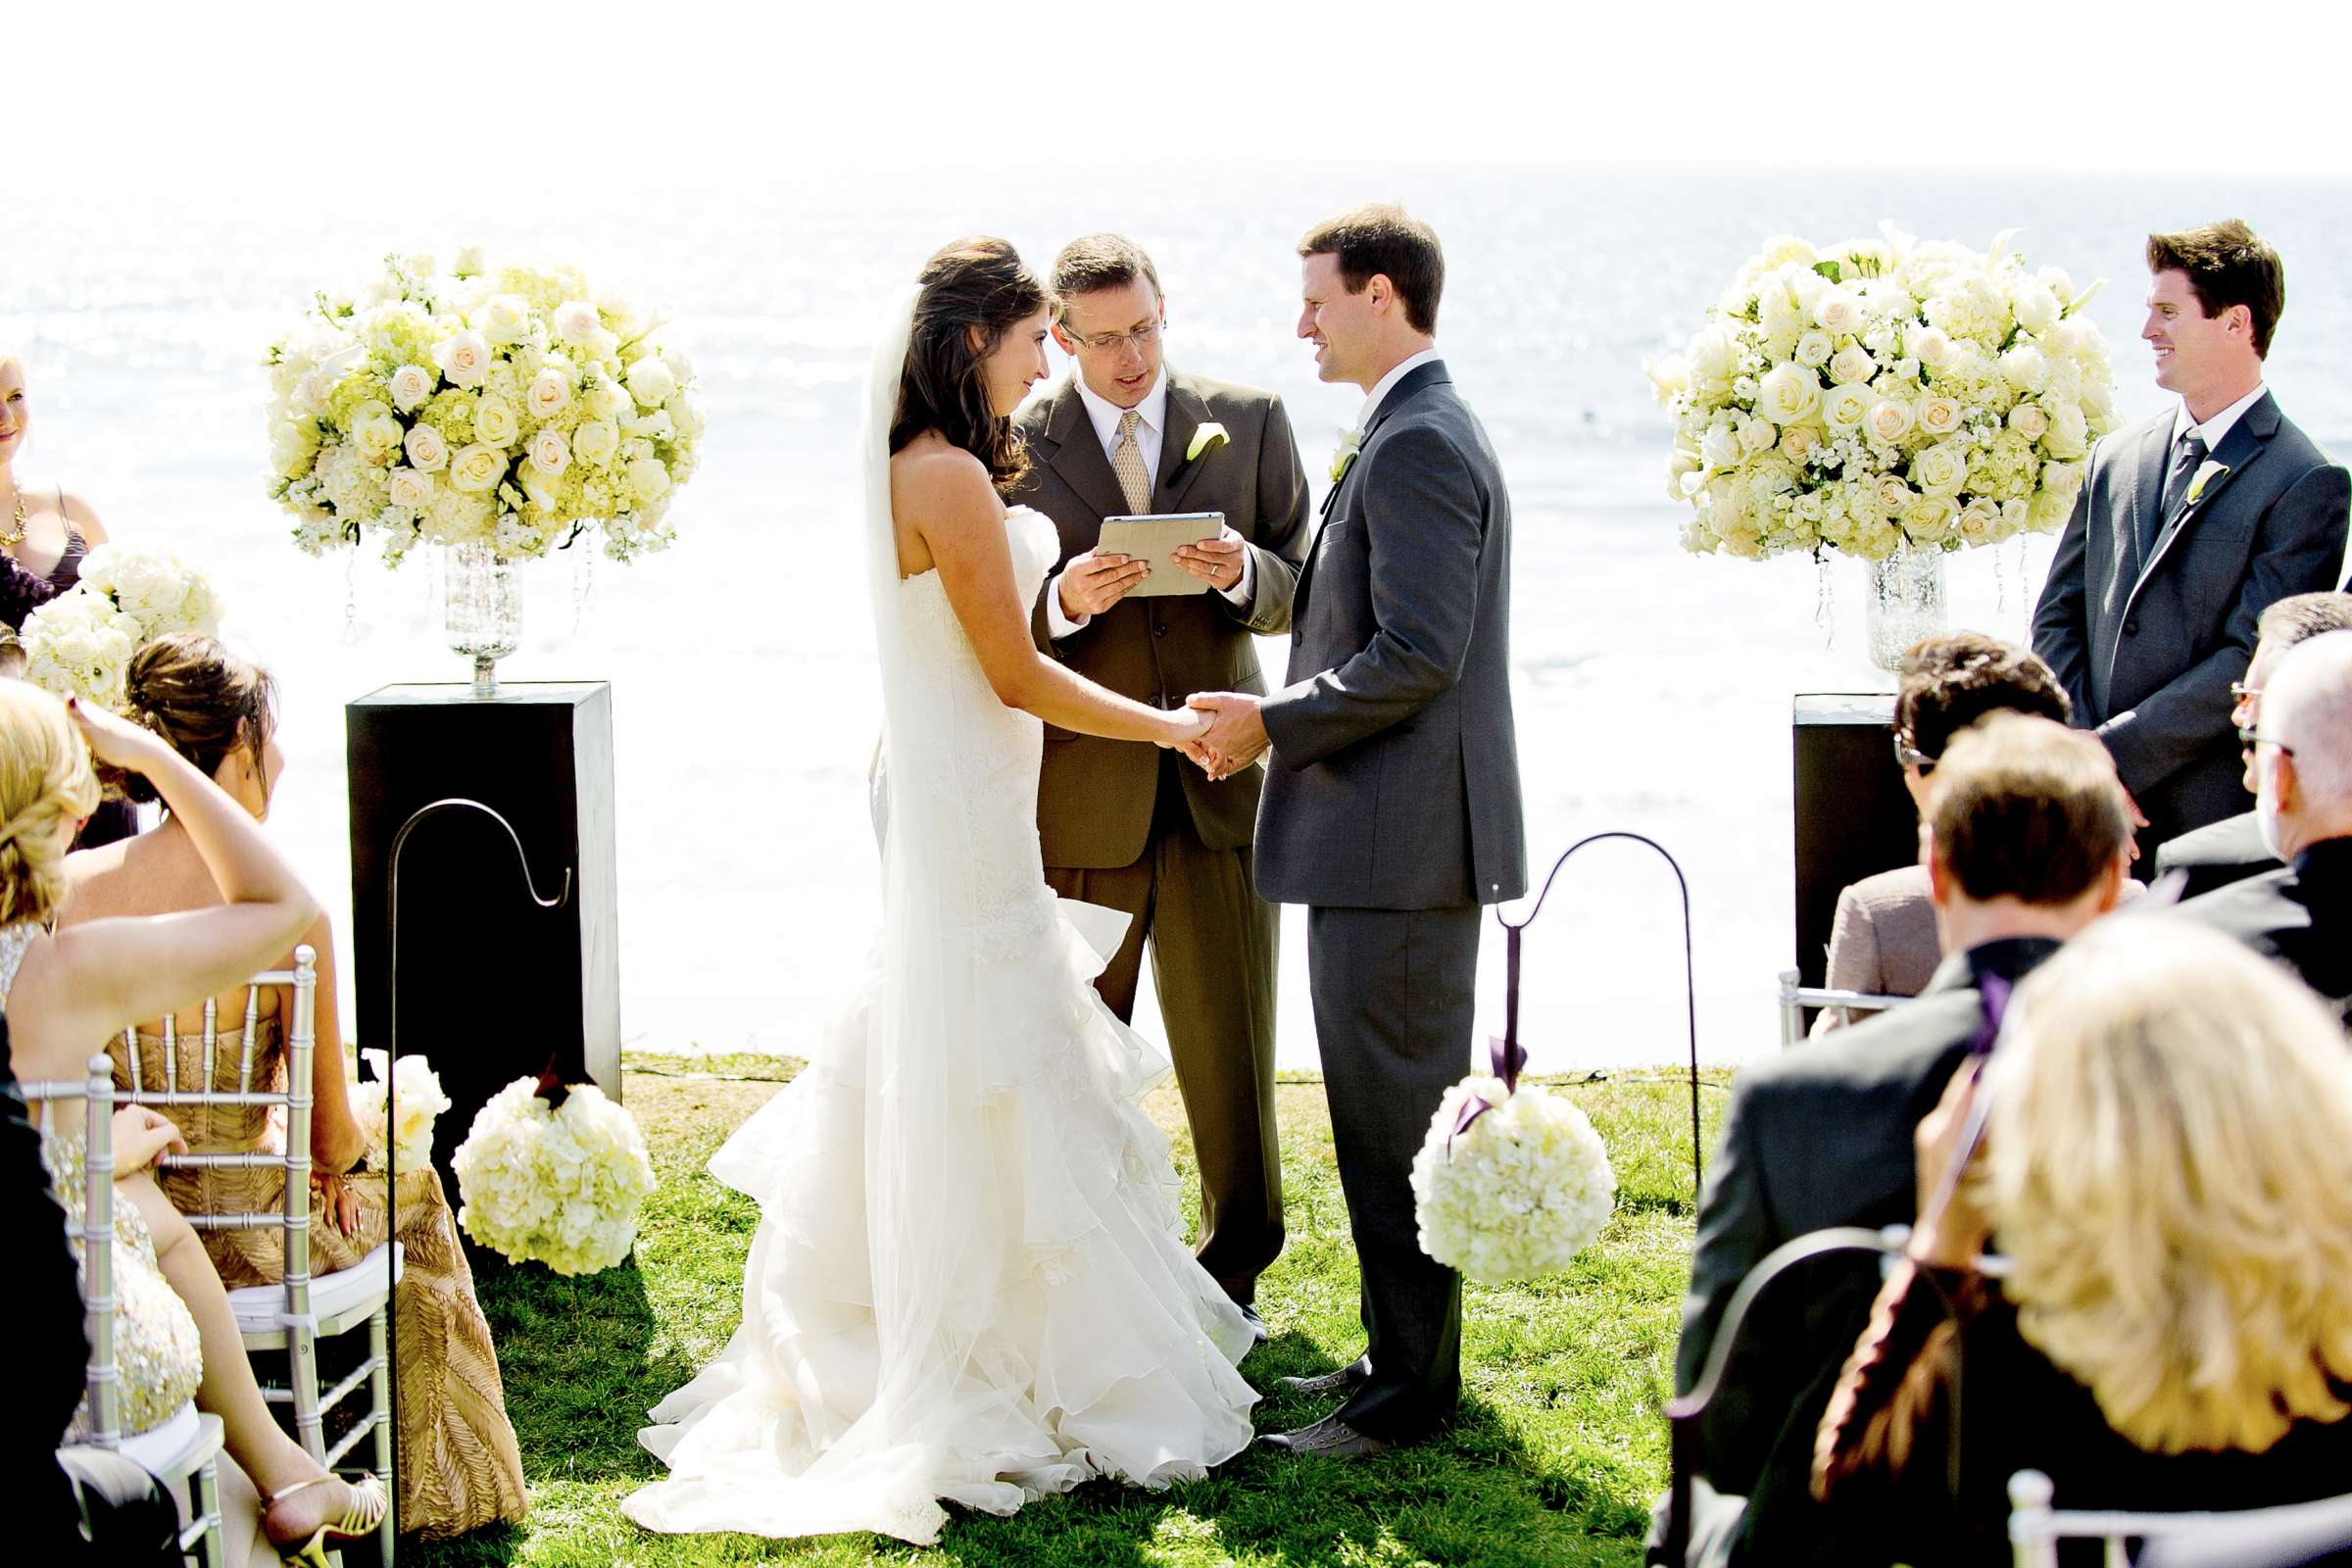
[1647,226,2118,562]
[21,544,223,707]
[266,250,703,566]
[452,1075,657,1276]
[350,1049,450,1175]
[1411,1075,1616,1284]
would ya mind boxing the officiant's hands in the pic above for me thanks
[1057,549,1149,618]
[1171,526,1248,593]
[1183,692,1270,780]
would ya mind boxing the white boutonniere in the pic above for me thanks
[1330,425,1364,484]
[2185,459,2230,508]
[1186,422,1228,463]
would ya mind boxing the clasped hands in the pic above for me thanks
[1164,691,1269,782]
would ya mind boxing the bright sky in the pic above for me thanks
[12,0,2351,196]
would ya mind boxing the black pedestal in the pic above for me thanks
[1792,694,1920,992]
[347,682,620,1190]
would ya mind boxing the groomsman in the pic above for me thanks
[1193,205,1525,1455]
[1006,235,1311,1332]
[2033,219,2351,859]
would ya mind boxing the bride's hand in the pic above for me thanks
[1158,706,1214,752]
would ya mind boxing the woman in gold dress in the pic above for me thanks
[63,633,527,1540]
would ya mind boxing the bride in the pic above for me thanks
[622,239,1259,1544]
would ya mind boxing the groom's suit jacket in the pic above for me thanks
[2032,392,2349,854]
[1011,370,1310,868]
[1255,360,1525,909]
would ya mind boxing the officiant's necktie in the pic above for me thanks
[2151,428,2209,554]
[1111,410,1153,515]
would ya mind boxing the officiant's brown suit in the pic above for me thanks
[1008,368,1310,1307]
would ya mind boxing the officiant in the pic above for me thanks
[1007,234,1310,1332]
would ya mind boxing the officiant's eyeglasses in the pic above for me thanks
[1892,731,1936,774]
[1061,319,1164,354]
[2238,726,2295,759]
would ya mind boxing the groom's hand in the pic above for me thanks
[1186,692,1270,780]
[1058,550,1148,618]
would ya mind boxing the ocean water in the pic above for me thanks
[5,167,2348,1072]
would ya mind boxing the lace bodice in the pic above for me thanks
[888,506,1061,947]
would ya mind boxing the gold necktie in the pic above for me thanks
[1111,409,1152,514]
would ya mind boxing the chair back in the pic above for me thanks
[18,1052,123,1446]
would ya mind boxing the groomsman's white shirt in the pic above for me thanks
[2171,379,2268,451]
[1357,347,1444,430]
[1046,369,1254,640]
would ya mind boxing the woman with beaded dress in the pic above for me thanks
[62,633,527,1539]
[0,679,387,1564]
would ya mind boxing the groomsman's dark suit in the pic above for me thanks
[2172,836,2352,1020]
[1661,937,2061,1567]
[2152,808,2276,899]
[2032,392,2350,856]
[1009,368,1310,1307]
[1254,358,1524,1442]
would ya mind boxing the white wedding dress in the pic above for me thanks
[622,298,1257,1546]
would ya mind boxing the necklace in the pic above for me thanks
[0,484,24,549]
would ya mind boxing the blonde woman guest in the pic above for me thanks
[0,347,109,592]
[1814,919,2352,1562]
[64,633,527,1539]
[0,680,388,1563]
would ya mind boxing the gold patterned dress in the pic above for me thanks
[115,1013,528,1538]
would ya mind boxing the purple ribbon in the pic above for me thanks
[1449,923,1528,1152]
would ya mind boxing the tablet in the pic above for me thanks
[1097,513,1225,598]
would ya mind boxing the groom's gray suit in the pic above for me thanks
[1255,357,1525,1441]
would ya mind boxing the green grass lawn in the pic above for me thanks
[406,1057,1727,1568]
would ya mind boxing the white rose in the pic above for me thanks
[1906,324,1951,366]
[1794,330,1835,368]
[1754,364,1821,426]
[449,444,507,493]
[572,418,620,467]
[1812,287,1862,334]
[1914,393,1964,437]
[1821,383,1874,431]
[1998,343,2050,395]
[1902,495,1958,543]
[388,364,436,412]
[1876,476,1915,514]
[433,330,492,389]
[661,343,694,381]
[2044,405,2090,460]
[669,399,706,441]
[1957,497,2001,543]
[387,467,434,512]
[528,429,571,477]
[1736,417,1777,457]
[1828,345,1877,385]
[1910,440,1970,496]
[354,411,403,465]
[586,381,631,420]
[404,423,449,472]
[2007,403,2051,442]
[474,400,520,448]
[554,300,600,344]
[1867,399,1916,444]
[2011,275,2062,333]
[626,458,671,505]
[454,245,487,277]
[527,368,572,421]
[1780,424,1820,463]
[479,294,531,345]
[625,358,678,409]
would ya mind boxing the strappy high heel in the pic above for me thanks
[265,1472,389,1566]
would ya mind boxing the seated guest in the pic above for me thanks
[1655,713,2131,1566]
[2155,591,2352,897]
[1814,919,2352,1564]
[1813,635,2082,1032]
[63,633,528,1539]
[0,680,387,1559]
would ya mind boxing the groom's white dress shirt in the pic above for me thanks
[1045,369,1253,640]
[2171,379,2267,451]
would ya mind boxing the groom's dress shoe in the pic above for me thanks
[1257,1414,1391,1459]
[1277,1361,1368,1396]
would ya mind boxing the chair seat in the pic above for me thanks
[116,1401,223,1485]
[229,1243,403,1345]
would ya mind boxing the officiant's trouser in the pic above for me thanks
[1044,756,1284,1305]
[1309,903,1479,1443]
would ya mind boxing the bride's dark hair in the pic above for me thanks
[891,237,1045,487]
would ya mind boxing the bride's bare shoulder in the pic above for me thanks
[891,436,1002,535]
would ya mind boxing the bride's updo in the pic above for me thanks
[106,632,276,807]
[0,681,98,926]
[891,237,1045,486]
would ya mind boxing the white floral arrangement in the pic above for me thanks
[1646,226,2118,562]
[350,1049,450,1175]
[451,1075,657,1276]
[1411,1075,1616,1284]
[265,249,703,566]
[21,544,223,707]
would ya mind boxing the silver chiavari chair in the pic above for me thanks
[1777,967,1905,1045]
[123,946,399,1567]
[24,1052,226,1566]
[2008,1468,2352,1566]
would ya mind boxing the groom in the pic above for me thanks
[1192,204,1526,1455]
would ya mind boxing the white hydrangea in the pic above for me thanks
[349,1050,450,1174]
[20,589,144,707]
[452,1076,657,1277]
[1411,1076,1616,1284]
[77,543,223,640]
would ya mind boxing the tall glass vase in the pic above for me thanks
[444,543,520,697]
[1865,546,1948,672]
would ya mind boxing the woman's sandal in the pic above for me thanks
[264,1472,390,1566]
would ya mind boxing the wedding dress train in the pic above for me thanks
[622,455,1257,1542]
